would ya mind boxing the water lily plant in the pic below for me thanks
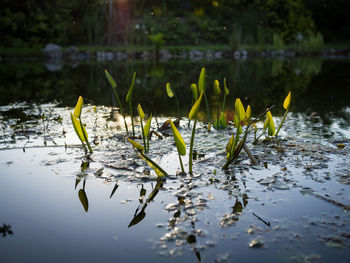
[70,96,93,154]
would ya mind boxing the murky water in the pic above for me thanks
[0,58,349,262]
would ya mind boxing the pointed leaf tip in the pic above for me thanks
[283,91,291,110]
[169,119,186,156]
[105,70,116,89]
[235,98,245,121]
[74,96,83,118]
[198,67,206,93]
[137,104,145,119]
[166,82,174,98]
[189,91,204,120]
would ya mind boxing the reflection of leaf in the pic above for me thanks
[78,189,89,212]
[128,205,147,228]
[75,179,81,189]
[186,234,196,244]
[147,181,163,202]
[233,201,243,214]
[110,183,119,199]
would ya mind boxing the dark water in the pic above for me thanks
[0,58,349,262]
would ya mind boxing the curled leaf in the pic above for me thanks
[224,78,229,95]
[234,114,243,134]
[214,80,221,95]
[246,105,252,120]
[266,111,275,136]
[126,72,136,103]
[74,96,83,118]
[70,113,86,142]
[166,82,174,98]
[105,69,116,89]
[169,119,186,156]
[235,98,246,121]
[191,83,198,101]
[198,67,206,92]
[226,134,234,153]
[283,91,291,110]
[137,104,145,119]
[189,91,204,120]
[144,114,152,138]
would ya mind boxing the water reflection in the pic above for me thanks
[0,224,13,237]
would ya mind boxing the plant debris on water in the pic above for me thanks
[0,70,349,262]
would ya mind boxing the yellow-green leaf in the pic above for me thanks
[166,82,174,98]
[234,114,243,134]
[226,134,234,153]
[283,91,291,110]
[246,105,252,120]
[78,189,89,212]
[198,67,206,92]
[126,72,136,103]
[128,138,144,152]
[224,78,229,95]
[137,104,145,119]
[191,83,198,101]
[220,112,227,128]
[189,91,204,120]
[139,154,166,178]
[144,114,152,138]
[266,111,275,136]
[235,98,246,121]
[74,96,83,118]
[71,113,85,142]
[214,79,221,95]
[105,69,116,89]
[169,119,186,156]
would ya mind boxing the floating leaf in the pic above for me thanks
[223,78,229,95]
[283,91,291,110]
[78,189,89,212]
[169,119,186,156]
[166,82,174,98]
[189,91,204,120]
[214,80,221,95]
[191,83,198,101]
[137,104,145,119]
[74,96,83,118]
[144,114,152,138]
[266,111,275,136]
[70,113,86,142]
[128,138,144,152]
[235,98,246,121]
[246,105,252,120]
[105,69,116,89]
[198,67,206,92]
[126,72,136,103]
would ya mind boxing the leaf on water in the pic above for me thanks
[224,78,229,95]
[73,96,83,118]
[189,91,204,120]
[166,82,174,98]
[169,118,186,156]
[144,114,152,138]
[110,183,119,198]
[266,111,275,136]
[78,189,89,212]
[105,69,116,89]
[235,98,246,121]
[198,67,206,92]
[128,138,144,152]
[137,104,145,119]
[283,91,291,110]
[246,105,252,120]
[126,72,136,103]
[70,113,85,142]
[191,83,198,101]
[214,79,221,95]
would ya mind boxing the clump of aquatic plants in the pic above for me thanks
[213,78,229,129]
[70,96,93,154]
[137,104,152,153]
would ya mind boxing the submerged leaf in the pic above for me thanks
[283,91,291,110]
[70,113,86,142]
[128,138,144,152]
[169,119,186,156]
[214,79,221,95]
[198,67,206,92]
[166,82,174,98]
[137,104,145,119]
[74,96,83,118]
[191,83,198,101]
[235,98,246,121]
[126,72,136,103]
[78,189,89,212]
[105,69,116,89]
[189,91,204,120]
[144,114,152,138]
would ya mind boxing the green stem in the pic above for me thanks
[189,119,197,174]
[174,93,180,121]
[129,102,135,137]
[140,119,146,152]
[112,88,129,135]
[178,153,185,174]
[203,93,211,122]
[253,128,267,144]
[216,104,220,129]
[275,109,288,137]
[79,119,93,154]
[140,152,168,176]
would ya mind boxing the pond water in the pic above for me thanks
[0,58,349,262]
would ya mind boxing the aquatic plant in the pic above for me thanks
[213,78,229,129]
[169,118,186,174]
[137,104,147,151]
[198,67,211,122]
[128,138,167,178]
[126,72,136,137]
[275,91,291,137]
[105,69,129,135]
[166,82,180,120]
[70,96,93,154]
